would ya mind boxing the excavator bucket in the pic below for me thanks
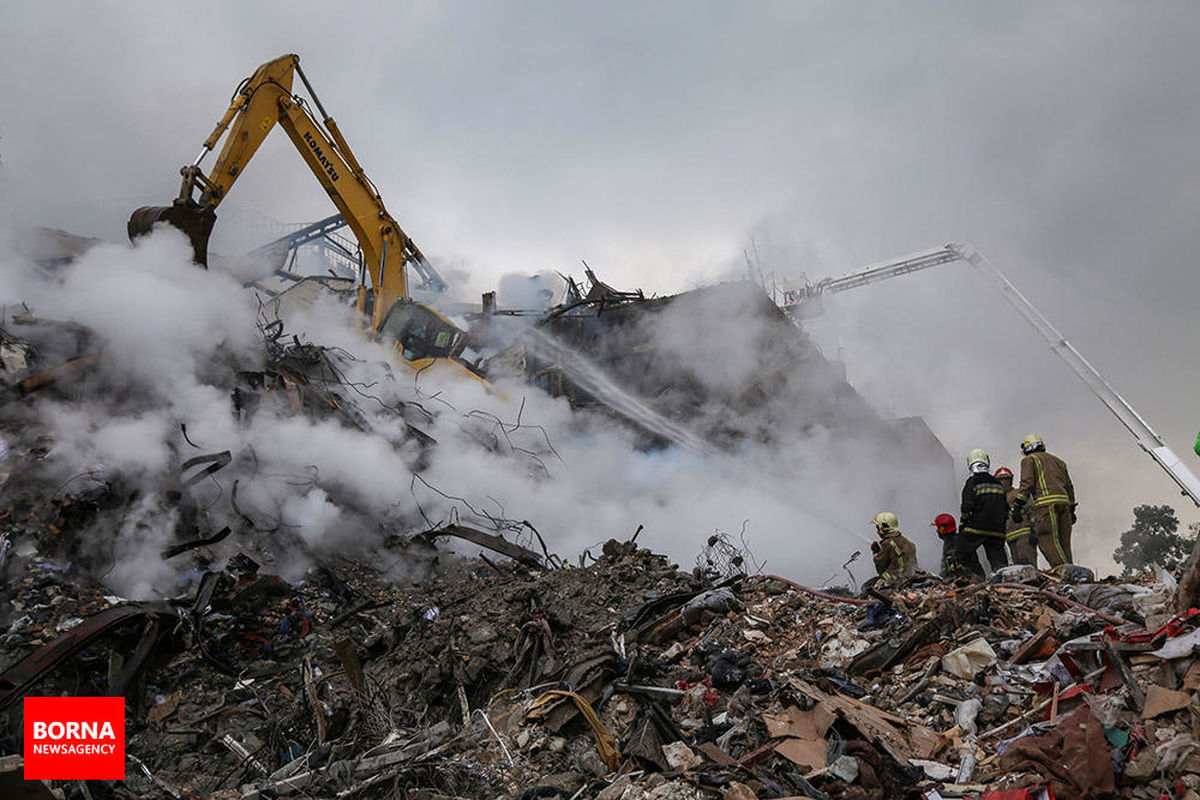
[127,202,217,267]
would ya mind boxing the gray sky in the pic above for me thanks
[2,1,1199,569]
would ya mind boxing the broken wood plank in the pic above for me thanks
[1102,637,1145,710]
[16,353,102,396]
[1010,627,1053,665]
[790,677,945,762]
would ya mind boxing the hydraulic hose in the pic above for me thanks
[765,574,872,606]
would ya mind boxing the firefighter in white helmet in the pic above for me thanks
[956,448,1009,578]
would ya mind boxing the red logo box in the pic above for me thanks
[24,697,125,780]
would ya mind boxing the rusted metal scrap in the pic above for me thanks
[0,603,176,710]
[419,523,545,568]
[110,616,164,716]
[179,450,232,488]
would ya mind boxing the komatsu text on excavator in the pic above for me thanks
[128,53,482,380]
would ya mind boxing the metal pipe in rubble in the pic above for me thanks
[994,582,1128,627]
[765,574,873,605]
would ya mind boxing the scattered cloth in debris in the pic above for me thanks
[999,706,1116,798]
[680,587,744,625]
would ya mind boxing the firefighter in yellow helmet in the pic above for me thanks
[1010,434,1076,572]
[870,511,918,586]
[994,466,1036,566]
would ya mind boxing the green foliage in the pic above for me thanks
[1112,504,1195,576]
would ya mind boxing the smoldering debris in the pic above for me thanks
[0,297,556,593]
[0,228,948,604]
[484,278,901,450]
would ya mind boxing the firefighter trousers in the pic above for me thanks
[955,530,1008,578]
[1032,503,1073,571]
[1007,533,1037,567]
[940,536,962,578]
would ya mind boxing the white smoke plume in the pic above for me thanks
[0,223,962,600]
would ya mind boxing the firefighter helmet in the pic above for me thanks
[1021,433,1045,455]
[932,513,957,536]
[872,511,899,535]
[967,448,990,472]
[994,466,1014,480]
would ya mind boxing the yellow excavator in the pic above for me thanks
[129,54,483,380]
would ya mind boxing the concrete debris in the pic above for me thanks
[721,782,757,800]
[661,742,704,771]
[817,623,873,670]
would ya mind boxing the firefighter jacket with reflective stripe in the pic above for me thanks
[1002,483,1032,540]
[1016,451,1075,508]
[961,472,1009,537]
[873,531,918,582]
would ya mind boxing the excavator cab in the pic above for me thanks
[377,301,467,362]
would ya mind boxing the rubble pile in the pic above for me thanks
[3,527,1200,798]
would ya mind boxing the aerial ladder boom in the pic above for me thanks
[778,248,960,317]
[816,248,961,295]
[947,243,1200,507]
[786,243,1200,507]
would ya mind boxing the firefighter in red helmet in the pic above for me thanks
[932,513,962,578]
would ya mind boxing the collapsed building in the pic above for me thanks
[4,40,1199,796]
[16,223,1200,800]
[478,275,955,536]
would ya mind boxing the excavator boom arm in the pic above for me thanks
[194,55,298,205]
[271,90,418,325]
[131,54,421,324]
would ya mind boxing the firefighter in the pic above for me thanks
[995,466,1036,566]
[870,511,918,586]
[957,448,1009,578]
[1011,433,1076,573]
[931,513,962,578]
